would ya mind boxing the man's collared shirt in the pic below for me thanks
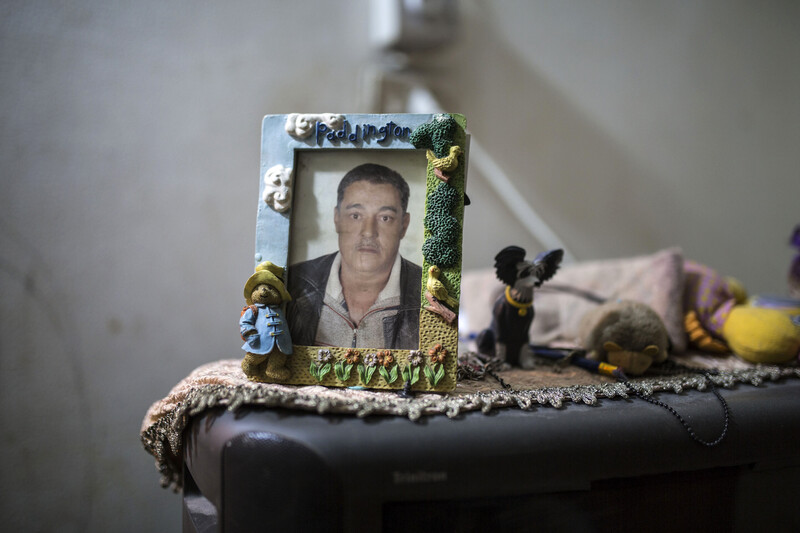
[315,252,403,348]
[286,252,421,349]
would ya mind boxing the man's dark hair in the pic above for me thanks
[336,163,410,213]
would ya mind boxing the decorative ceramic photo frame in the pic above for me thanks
[246,113,467,392]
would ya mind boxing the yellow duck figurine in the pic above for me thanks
[426,145,462,172]
[427,265,459,310]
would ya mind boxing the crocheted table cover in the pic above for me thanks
[141,356,799,491]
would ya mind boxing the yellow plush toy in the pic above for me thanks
[683,261,800,364]
[722,306,800,364]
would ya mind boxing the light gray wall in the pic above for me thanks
[452,1,800,288]
[1,1,798,531]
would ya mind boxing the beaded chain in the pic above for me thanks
[468,356,730,447]
[621,370,730,447]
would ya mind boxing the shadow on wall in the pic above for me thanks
[0,217,95,531]
[403,4,681,270]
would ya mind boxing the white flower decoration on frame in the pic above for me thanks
[284,113,344,139]
[262,164,293,213]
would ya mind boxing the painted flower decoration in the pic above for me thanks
[345,349,361,365]
[377,350,394,368]
[428,343,448,365]
[364,353,379,368]
[316,349,332,364]
[310,348,333,382]
[408,350,423,367]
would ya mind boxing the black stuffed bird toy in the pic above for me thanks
[477,246,564,367]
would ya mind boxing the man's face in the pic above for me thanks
[334,180,410,277]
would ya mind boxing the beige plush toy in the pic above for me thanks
[579,300,670,375]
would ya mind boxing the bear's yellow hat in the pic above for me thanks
[243,261,291,304]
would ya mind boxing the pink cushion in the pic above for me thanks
[460,248,686,353]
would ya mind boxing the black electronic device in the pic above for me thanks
[183,379,800,532]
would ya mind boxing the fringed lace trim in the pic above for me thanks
[141,363,799,491]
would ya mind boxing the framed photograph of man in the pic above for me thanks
[287,151,425,351]
[250,113,467,392]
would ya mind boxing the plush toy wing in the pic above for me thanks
[531,249,564,286]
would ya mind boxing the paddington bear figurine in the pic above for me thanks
[477,246,564,367]
[240,261,293,382]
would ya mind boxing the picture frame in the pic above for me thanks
[252,113,467,392]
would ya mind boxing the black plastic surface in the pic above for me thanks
[183,378,800,532]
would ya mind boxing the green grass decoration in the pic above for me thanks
[309,361,331,382]
[333,360,354,381]
[423,363,446,387]
[379,365,399,384]
[357,364,376,385]
[400,364,422,386]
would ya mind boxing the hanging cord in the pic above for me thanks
[619,360,731,447]
[556,352,730,446]
[528,347,730,446]
[459,351,730,446]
